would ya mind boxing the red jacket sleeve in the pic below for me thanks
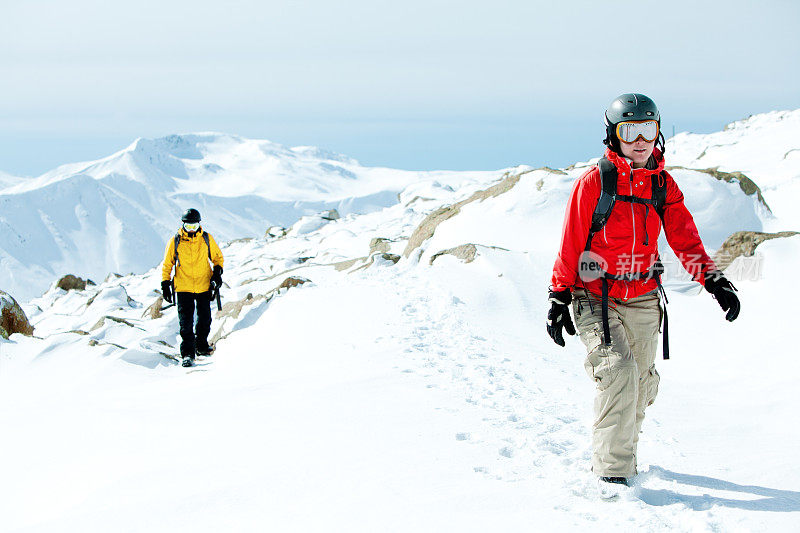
[551,169,600,292]
[661,172,717,285]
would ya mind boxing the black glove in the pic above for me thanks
[210,265,223,292]
[546,289,576,347]
[161,280,173,304]
[704,272,740,322]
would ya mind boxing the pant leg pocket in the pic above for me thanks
[644,364,660,406]
[582,325,611,389]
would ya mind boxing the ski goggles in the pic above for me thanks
[183,222,200,232]
[615,120,659,143]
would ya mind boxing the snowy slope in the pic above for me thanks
[1,111,799,531]
[3,162,798,530]
[0,133,500,301]
[0,170,24,190]
[666,109,800,230]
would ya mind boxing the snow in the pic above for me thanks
[666,108,800,230]
[0,133,502,301]
[1,109,800,531]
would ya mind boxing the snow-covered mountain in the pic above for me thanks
[1,110,799,531]
[666,108,800,230]
[0,133,501,300]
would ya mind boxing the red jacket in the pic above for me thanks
[551,148,716,299]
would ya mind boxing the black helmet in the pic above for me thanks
[181,208,201,223]
[603,93,663,154]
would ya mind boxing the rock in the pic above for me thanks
[57,274,90,291]
[333,257,366,272]
[403,169,533,258]
[321,209,340,221]
[404,195,434,207]
[537,166,567,175]
[380,253,401,265]
[87,339,126,350]
[279,276,310,290]
[369,238,392,254]
[90,315,141,332]
[143,296,166,319]
[714,230,799,270]
[429,244,478,265]
[429,244,510,266]
[211,278,312,345]
[217,293,265,320]
[667,166,771,212]
[266,226,287,239]
[0,290,34,339]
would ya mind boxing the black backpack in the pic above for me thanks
[173,231,212,267]
[583,157,670,359]
[588,157,667,244]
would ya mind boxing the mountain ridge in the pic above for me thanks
[2,108,798,301]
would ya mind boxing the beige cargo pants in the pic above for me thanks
[572,288,661,478]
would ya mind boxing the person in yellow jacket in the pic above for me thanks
[161,208,224,367]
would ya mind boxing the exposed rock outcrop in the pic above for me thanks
[0,290,34,339]
[321,209,340,221]
[403,169,533,258]
[714,230,799,270]
[333,257,366,272]
[667,166,771,212]
[266,226,287,239]
[217,293,264,320]
[279,276,310,290]
[429,244,478,265]
[90,315,143,332]
[57,274,95,291]
[369,238,392,254]
[211,276,312,344]
[143,296,167,319]
[379,253,401,265]
[429,244,510,265]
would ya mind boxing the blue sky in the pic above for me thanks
[1,0,799,176]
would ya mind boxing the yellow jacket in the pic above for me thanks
[162,228,224,293]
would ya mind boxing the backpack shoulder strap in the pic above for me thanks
[590,157,618,234]
[651,171,667,221]
[202,232,212,262]
[173,233,181,267]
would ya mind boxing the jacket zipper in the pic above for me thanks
[626,174,636,299]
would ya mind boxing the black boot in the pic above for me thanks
[196,344,214,356]
[599,477,629,486]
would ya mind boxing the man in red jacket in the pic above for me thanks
[546,93,740,494]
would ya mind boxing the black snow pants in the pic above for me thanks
[177,291,212,358]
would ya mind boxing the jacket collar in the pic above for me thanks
[604,147,665,177]
[180,227,203,239]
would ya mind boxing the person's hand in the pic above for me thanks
[547,290,576,347]
[211,265,223,287]
[210,265,223,293]
[161,280,173,304]
[704,272,740,322]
